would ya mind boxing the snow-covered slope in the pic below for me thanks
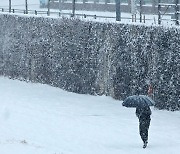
[0,77,180,154]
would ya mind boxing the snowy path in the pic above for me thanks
[0,77,180,154]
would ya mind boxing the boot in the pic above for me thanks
[143,141,148,149]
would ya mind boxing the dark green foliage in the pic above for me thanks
[0,14,179,110]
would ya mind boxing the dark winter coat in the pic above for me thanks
[136,105,151,120]
[136,105,151,143]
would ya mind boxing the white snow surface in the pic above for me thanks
[0,77,180,154]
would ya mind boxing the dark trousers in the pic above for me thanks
[139,117,151,143]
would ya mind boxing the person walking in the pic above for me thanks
[136,104,151,148]
[122,87,155,148]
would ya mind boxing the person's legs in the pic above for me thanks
[139,119,151,148]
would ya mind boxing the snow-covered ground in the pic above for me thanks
[0,0,176,26]
[0,77,180,154]
[0,1,179,154]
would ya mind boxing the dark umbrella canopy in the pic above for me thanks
[122,95,155,108]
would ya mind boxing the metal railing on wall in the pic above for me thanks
[0,7,150,23]
[0,0,180,25]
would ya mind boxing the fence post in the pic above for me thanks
[132,14,136,22]
[25,0,28,14]
[72,0,75,17]
[115,0,121,21]
[139,0,142,22]
[47,0,50,16]
[143,15,145,23]
[175,0,179,25]
[158,0,161,25]
[9,0,11,13]
[132,15,134,22]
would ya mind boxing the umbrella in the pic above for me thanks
[122,95,155,108]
